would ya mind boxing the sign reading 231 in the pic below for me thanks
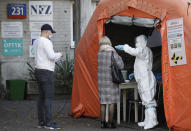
[8,3,27,19]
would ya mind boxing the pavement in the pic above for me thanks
[0,96,168,131]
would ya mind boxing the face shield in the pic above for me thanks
[135,35,147,48]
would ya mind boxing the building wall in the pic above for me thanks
[80,0,97,36]
[0,0,74,88]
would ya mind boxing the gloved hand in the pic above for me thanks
[129,73,134,80]
[115,45,124,50]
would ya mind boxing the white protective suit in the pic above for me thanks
[123,35,158,129]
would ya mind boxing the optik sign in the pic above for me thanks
[29,1,53,21]
[2,39,23,56]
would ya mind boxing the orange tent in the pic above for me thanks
[71,0,191,130]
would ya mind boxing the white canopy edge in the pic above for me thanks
[107,16,160,28]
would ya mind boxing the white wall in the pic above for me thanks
[80,0,97,36]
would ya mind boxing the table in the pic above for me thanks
[117,82,138,124]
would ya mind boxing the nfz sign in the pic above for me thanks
[29,1,53,21]
[8,3,27,19]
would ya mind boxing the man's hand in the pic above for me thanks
[115,45,124,50]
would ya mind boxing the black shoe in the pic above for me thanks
[45,122,61,130]
[108,121,116,128]
[101,121,108,128]
[37,121,46,128]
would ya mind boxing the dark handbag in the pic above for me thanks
[111,51,124,84]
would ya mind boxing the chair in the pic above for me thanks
[127,73,144,123]
[128,96,144,123]
[156,81,162,104]
[128,99,144,123]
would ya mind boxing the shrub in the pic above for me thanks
[54,55,74,94]
[27,62,36,81]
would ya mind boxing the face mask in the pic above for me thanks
[48,34,52,39]
[135,39,140,48]
[135,36,147,48]
[135,43,138,48]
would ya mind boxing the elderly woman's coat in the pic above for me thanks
[97,50,124,104]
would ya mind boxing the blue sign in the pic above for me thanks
[2,39,23,56]
[8,3,27,19]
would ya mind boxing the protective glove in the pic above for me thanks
[115,45,124,50]
[129,73,134,80]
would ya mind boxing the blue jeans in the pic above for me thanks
[34,69,54,124]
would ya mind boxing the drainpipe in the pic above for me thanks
[74,0,81,50]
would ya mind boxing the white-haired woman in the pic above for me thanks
[97,36,124,128]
